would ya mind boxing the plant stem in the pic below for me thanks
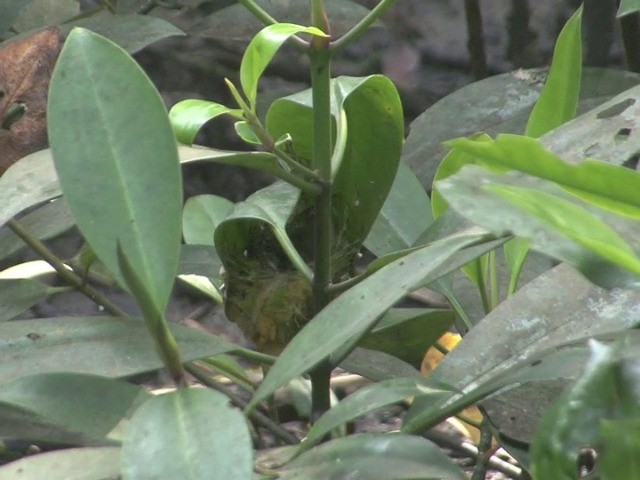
[237,0,278,25]
[7,219,127,317]
[463,0,488,79]
[471,415,495,480]
[619,10,640,72]
[331,0,397,54]
[185,362,299,445]
[309,0,334,421]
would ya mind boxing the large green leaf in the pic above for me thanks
[62,13,185,53]
[277,434,465,480]
[450,134,640,217]
[531,340,640,480]
[121,388,252,480]
[0,150,61,229]
[266,75,404,273]
[0,373,147,445]
[403,264,640,442]
[404,68,640,188]
[525,7,582,138]
[358,308,453,368]
[0,447,121,480]
[48,28,182,314]
[364,160,432,257]
[0,317,238,383]
[247,229,499,410]
[437,164,640,287]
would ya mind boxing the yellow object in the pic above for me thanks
[421,332,485,444]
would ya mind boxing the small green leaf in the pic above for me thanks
[0,199,74,263]
[121,388,252,480]
[169,99,241,145]
[525,7,583,138]
[49,28,182,313]
[182,195,233,246]
[0,278,51,322]
[234,120,262,144]
[241,23,327,109]
[0,150,61,230]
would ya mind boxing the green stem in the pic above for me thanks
[234,347,277,365]
[185,363,299,445]
[331,0,397,54]
[309,0,334,421]
[488,250,499,310]
[7,219,128,318]
[471,415,494,480]
[237,0,307,49]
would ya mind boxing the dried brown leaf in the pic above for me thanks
[0,28,62,175]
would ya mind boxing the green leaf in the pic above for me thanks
[247,229,496,410]
[364,160,432,257]
[12,0,78,32]
[121,388,252,480]
[404,68,640,188]
[599,419,640,479]
[298,378,455,456]
[241,23,327,109]
[0,0,34,37]
[618,0,640,17]
[63,13,185,53]
[48,28,182,313]
[0,447,121,480]
[525,6,582,138]
[278,434,465,480]
[0,150,61,230]
[169,99,241,145]
[403,264,640,441]
[177,244,223,302]
[0,278,51,322]
[530,340,640,480]
[0,373,148,445]
[266,75,404,272]
[437,164,640,287]
[0,199,74,263]
[340,348,421,382]
[0,317,238,383]
[359,308,453,368]
[450,134,640,219]
[182,194,234,245]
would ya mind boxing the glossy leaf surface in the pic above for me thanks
[121,388,252,480]
[49,28,182,313]
[0,317,238,383]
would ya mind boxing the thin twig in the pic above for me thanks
[7,219,128,318]
[185,362,300,445]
